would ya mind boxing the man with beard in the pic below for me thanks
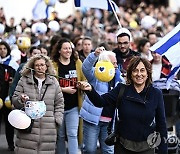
[113,28,140,77]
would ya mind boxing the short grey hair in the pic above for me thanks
[98,51,116,62]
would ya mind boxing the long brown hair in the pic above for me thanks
[126,56,152,87]
[51,38,78,62]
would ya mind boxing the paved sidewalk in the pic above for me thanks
[0,122,99,154]
[0,134,14,154]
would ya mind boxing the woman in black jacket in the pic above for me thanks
[78,56,168,154]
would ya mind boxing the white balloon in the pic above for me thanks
[116,28,133,42]
[141,16,157,29]
[31,22,47,34]
[48,20,60,32]
[8,110,31,129]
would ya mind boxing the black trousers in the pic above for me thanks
[0,106,14,147]
[115,143,155,154]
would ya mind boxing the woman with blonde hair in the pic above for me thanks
[12,54,64,154]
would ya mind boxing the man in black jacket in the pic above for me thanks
[113,28,140,77]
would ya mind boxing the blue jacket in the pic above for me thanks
[80,52,124,125]
[86,83,168,153]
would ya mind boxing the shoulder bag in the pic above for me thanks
[105,84,126,146]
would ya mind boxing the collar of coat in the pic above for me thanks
[25,74,55,85]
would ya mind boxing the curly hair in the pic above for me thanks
[51,38,78,62]
[21,54,55,76]
[126,56,152,87]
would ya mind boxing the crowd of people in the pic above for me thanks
[0,1,180,154]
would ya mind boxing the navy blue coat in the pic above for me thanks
[86,83,168,153]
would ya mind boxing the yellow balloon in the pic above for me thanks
[95,61,115,82]
[5,96,12,109]
[17,37,31,50]
[129,20,138,29]
[44,0,49,4]
[44,0,56,6]
[0,98,3,109]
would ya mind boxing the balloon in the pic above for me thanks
[116,27,132,41]
[48,20,60,32]
[25,101,46,119]
[0,98,3,109]
[31,22,47,34]
[44,0,56,6]
[17,37,31,50]
[5,96,12,109]
[141,16,157,29]
[8,109,31,129]
[95,61,115,82]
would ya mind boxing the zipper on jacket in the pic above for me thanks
[126,96,146,104]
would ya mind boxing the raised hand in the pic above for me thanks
[95,46,105,56]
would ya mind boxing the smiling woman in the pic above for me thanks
[126,57,152,92]
[78,56,168,154]
[52,38,86,154]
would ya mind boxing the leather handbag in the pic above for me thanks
[104,84,126,146]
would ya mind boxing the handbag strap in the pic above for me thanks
[40,85,48,101]
[107,84,126,133]
[116,84,126,108]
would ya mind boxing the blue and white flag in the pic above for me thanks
[32,0,48,20]
[74,0,120,13]
[150,23,180,89]
[32,0,56,20]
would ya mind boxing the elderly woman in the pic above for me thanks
[12,54,64,154]
[78,56,168,154]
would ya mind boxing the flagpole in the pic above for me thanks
[108,0,122,29]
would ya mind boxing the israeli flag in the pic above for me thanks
[74,0,120,13]
[150,23,180,88]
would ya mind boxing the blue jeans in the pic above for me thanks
[83,120,114,154]
[56,107,79,154]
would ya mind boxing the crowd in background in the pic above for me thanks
[0,1,179,53]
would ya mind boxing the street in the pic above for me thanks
[0,122,14,154]
[0,120,100,154]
